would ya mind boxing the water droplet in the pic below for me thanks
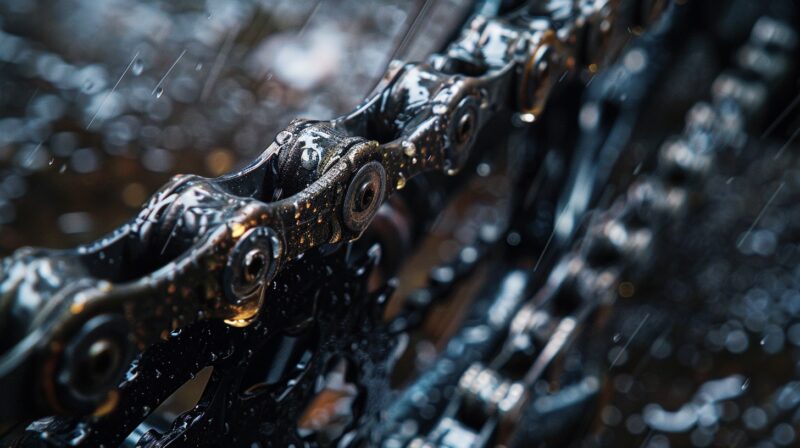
[125,367,139,382]
[275,130,292,145]
[300,147,319,170]
[579,102,600,129]
[402,141,416,156]
[195,63,203,71]
[396,174,406,190]
[623,48,648,73]
[132,59,143,76]
[154,86,164,98]
[517,112,536,123]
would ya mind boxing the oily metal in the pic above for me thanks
[0,0,797,447]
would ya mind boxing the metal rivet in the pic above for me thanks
[456,110,475,144]
[57,314,133,413]
[343,161,386,233]
[224,226,280,306]
[242,248,268,284]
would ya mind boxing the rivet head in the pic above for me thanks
[242,249,268,284]
[456,110,475,144]
[224,226,280,306]
[56,314,134,414]
[343,161,386,233]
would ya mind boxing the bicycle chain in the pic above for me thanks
[2,0,793,447]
